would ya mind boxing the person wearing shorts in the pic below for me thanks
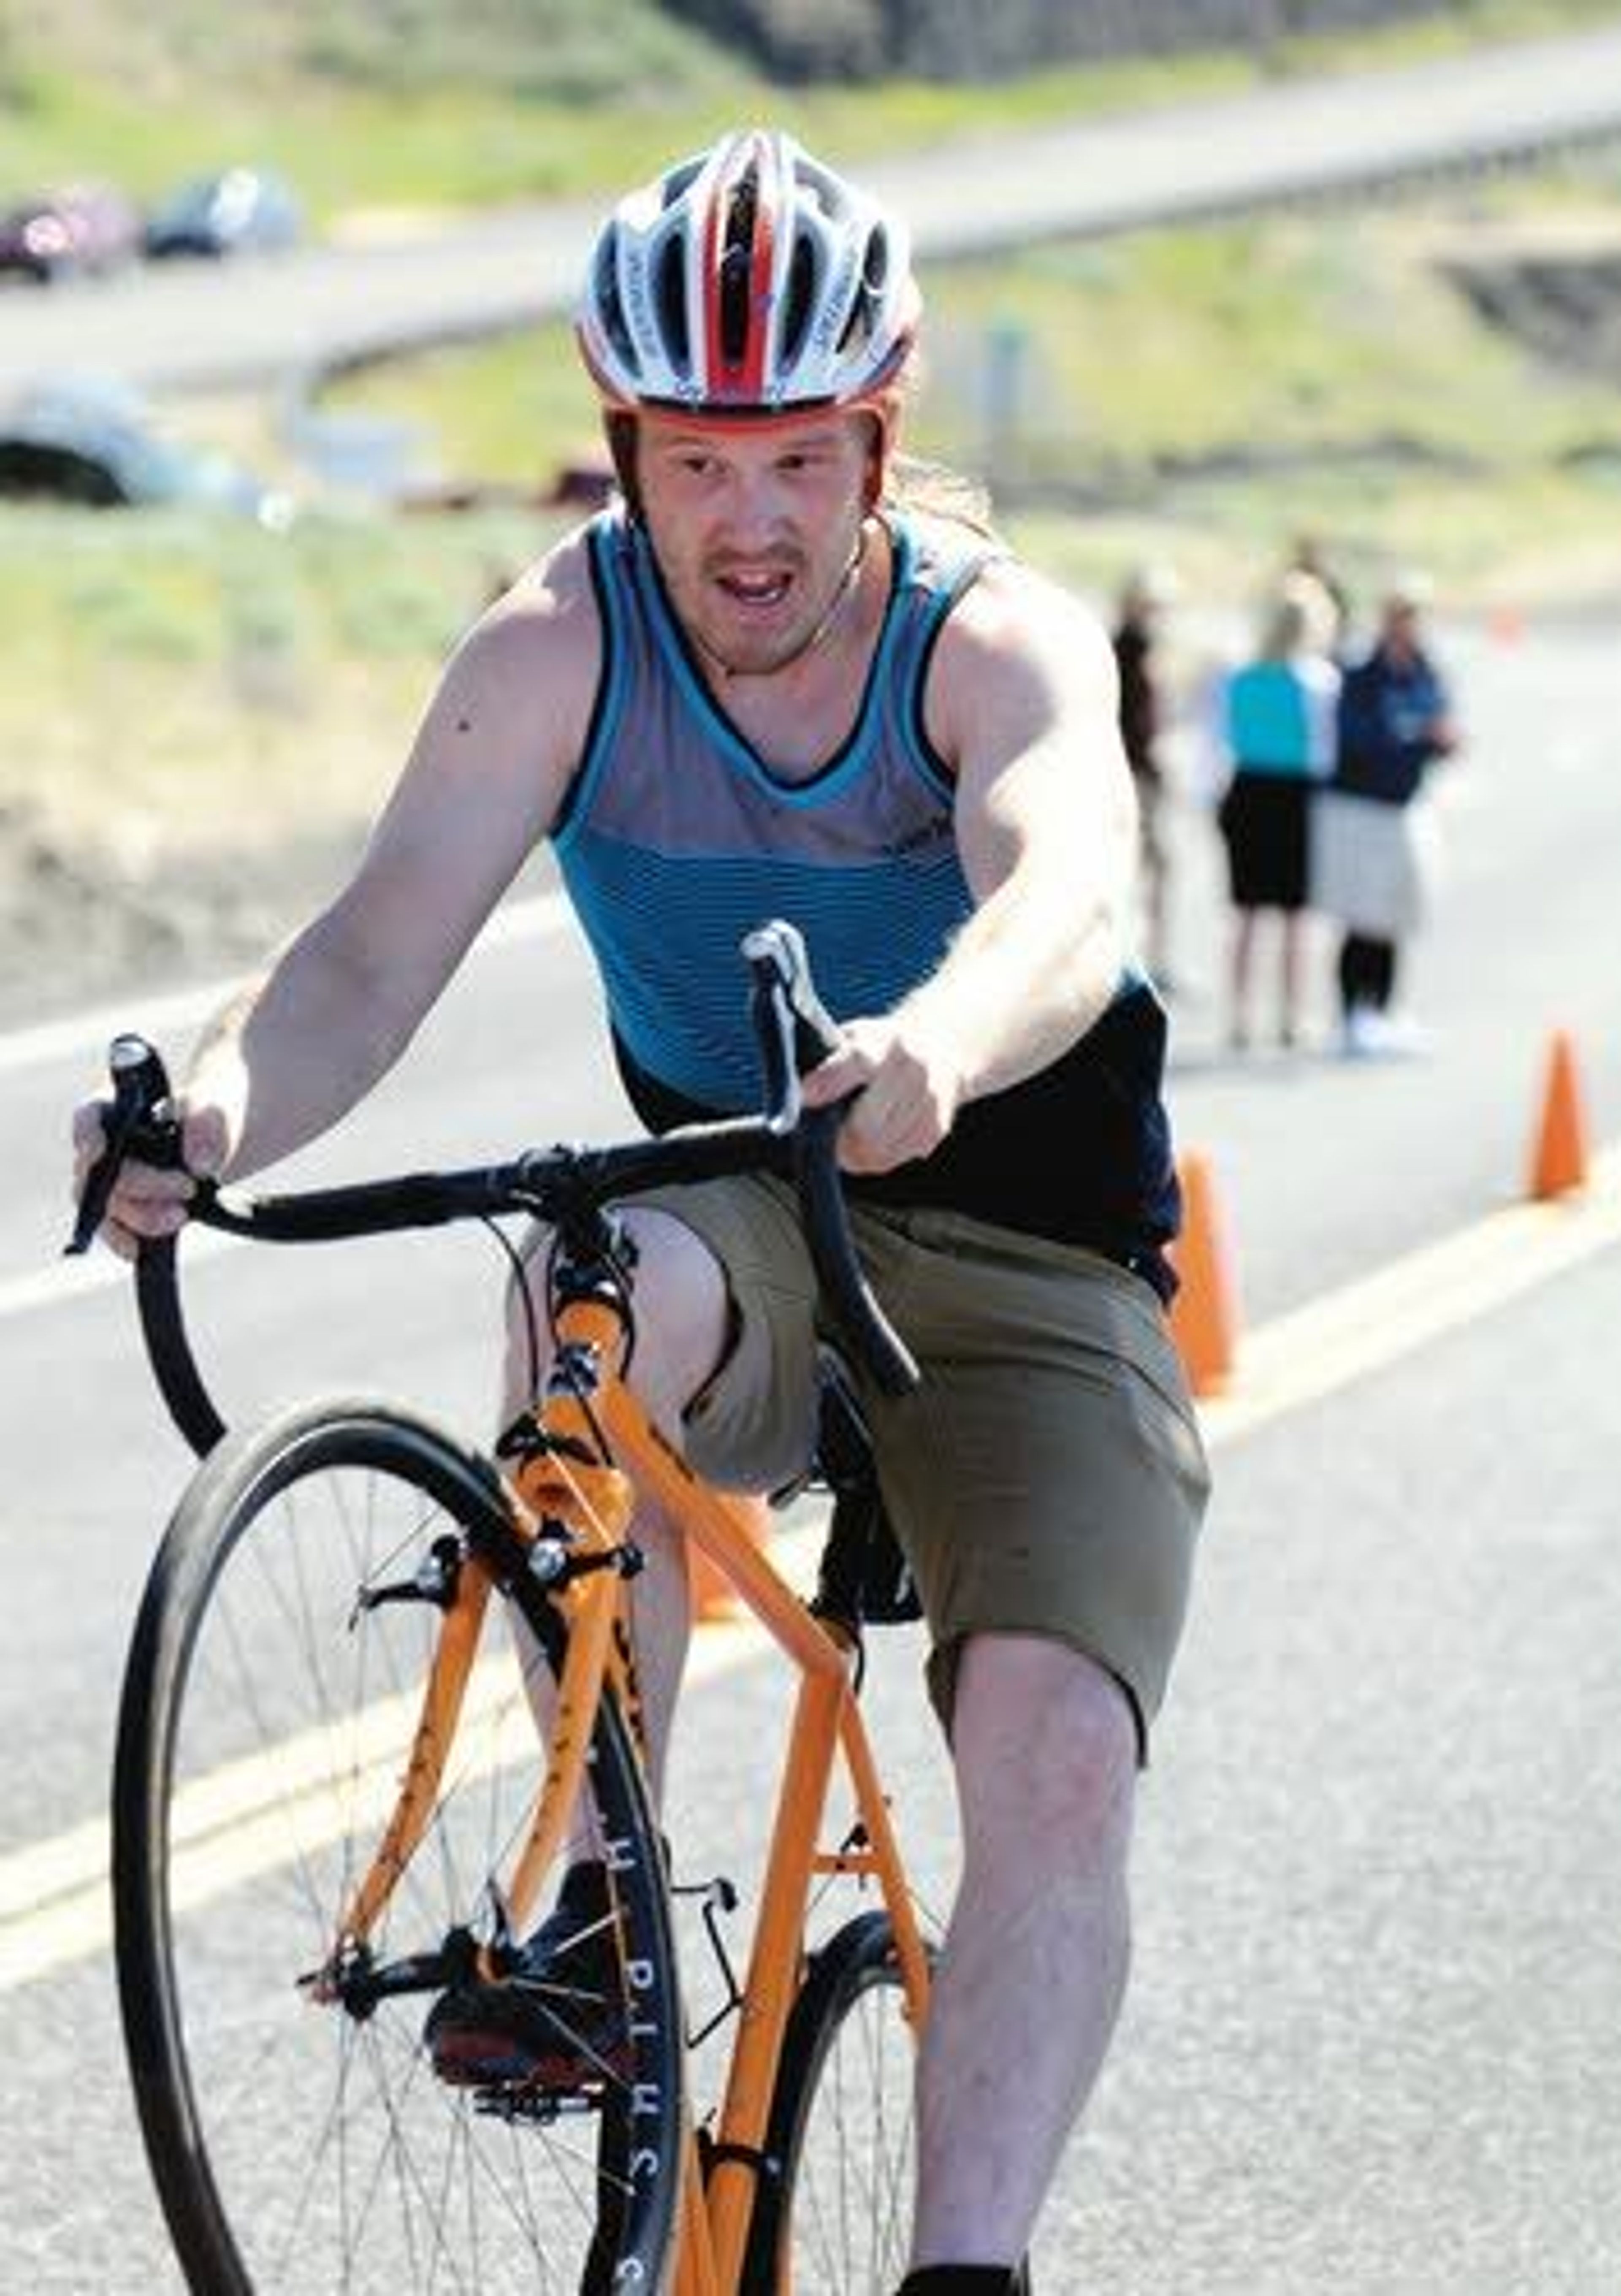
[76,130,1209,2296]
[642,1175,1203,1760]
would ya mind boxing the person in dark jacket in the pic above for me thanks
[1312,575,1459,1055]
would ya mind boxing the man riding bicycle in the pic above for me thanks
[76,128,1210,2295]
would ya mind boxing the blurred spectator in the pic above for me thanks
[1111,563,1179,988]
[1313,573,1460,1057]
[1287,531,1353,659]
[1214,571,1340,1051]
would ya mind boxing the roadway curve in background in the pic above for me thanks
[2,22,1621,404]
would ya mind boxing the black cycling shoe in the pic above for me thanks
[425,1860,628,2091]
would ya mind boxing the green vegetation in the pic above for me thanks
[0,499,550,850]
[321,178,1621,602]
[0,0,1617,214]
[11,163,1620,868]
[4,4,1621,875]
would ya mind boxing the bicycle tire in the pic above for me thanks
[113,1395,682,2295]
[742,1908,929,2294]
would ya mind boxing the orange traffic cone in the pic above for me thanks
[1168,1150,1241,1398]
[1527,1028,1590,1200]
[691,1492,771,1624]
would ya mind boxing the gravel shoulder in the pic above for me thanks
[4,801,367,1030]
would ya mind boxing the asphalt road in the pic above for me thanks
[2,607,1618,2291]
[3,22,1621,403]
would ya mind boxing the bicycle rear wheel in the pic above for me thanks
[743,1908,927,2294]
[113,1396,681,2294]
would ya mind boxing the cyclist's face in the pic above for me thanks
[635,411,875,679]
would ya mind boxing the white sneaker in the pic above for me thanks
[1375,1012,1433,1058]
[1342,1008,1432,1060]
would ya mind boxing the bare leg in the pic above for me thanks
[911,1634,1137,2271]
[1279,909,1306,1047]
[501,1209,731,1808]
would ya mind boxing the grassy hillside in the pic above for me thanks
[0,0,750,209]
[664,0,1621,83]
[6,160,1619,887]
[317,160,1621,593]
[2,0,1618,213]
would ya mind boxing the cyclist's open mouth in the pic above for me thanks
[713,564,795,618]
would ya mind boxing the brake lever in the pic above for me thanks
[742,918,845,1132]
[740,921,919,1398]
[65,1034,184,1256]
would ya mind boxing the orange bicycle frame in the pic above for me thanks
[323,1279,932,2289]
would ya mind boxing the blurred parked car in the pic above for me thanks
[0,182,142,282]
[0,373,293,523]
[144,167,303,260]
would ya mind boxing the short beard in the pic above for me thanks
[690,528,867,683]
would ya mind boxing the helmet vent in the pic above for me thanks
[592,229,637,373]
[779,230,817,370]
[661,157,704,211]
[718,166,760,368]
[653,237,691,379]
[837,225,889,355]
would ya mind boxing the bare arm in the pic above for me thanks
[75,534,602,1249]
[801,555,1136,1174]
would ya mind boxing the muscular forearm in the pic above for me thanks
[185,910,421,1180]
[899,869,1128,1106]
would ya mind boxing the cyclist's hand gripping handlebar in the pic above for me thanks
[741,921,919,1398]
[76,920,919,1457]
[67,1034,227,1454]
[65,1033,188,1257]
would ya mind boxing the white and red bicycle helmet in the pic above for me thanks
[577,129,920,424]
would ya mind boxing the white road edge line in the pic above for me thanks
[4,1144,1618,1991]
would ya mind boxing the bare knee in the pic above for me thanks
[501,1208,731,1440]
[951,1635,1137,1875]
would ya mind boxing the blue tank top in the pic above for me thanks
[555,507,1181,1294]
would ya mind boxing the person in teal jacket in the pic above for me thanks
[1216,572,1340,1050]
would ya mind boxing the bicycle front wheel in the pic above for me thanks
[743,1909,928,2294]
[113,1396,681,2295]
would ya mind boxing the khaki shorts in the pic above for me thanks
[632,1176,1210,1757]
